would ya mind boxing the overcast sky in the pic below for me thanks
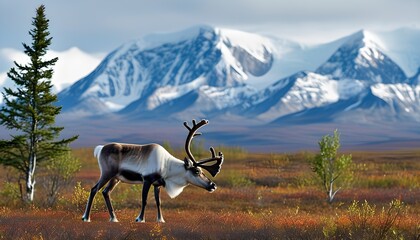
[1,0,419,53]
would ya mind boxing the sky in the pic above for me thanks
[1,0,419,54]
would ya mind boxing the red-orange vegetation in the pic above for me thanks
[0,148,418,239]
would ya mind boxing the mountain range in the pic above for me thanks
[58,26,420,122]
[4,26,420,151]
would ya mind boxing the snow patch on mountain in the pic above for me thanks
[337,79,367,99]
[219,28,274,63]
[198,84,257,110]
[280,72,339,107]
[146,77,207,110]
[371,83,419,106]
[250,72,340,121]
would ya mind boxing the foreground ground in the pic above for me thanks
[0,147,419,239]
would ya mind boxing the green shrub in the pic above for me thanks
[0,181,21,207]
[219,170,255,188]
[347,199,405,240]
[71,182,97,212]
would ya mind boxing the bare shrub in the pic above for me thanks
[40,152,81,207]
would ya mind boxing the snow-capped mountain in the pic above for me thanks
[237,71,340,121]
[272,82,420,126]
[315,30,407,84]
[247,29,420,124]
[58,25,273,115]
[57,26,420,126]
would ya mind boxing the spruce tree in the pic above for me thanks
[0,5,78,202]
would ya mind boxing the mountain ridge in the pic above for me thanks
[57,26,420,125]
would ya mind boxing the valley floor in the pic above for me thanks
[0,148,419,239]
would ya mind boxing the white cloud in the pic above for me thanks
[46,48,104,91]
[1,0,418,51]
[0,47,103,95]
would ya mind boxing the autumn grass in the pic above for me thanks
[0,147,419,239]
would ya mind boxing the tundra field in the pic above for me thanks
[0,147,419,239]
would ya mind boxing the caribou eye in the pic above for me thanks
[192,169,200,176]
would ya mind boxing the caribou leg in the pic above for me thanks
[154,185,165,223]
[82,174,113,222]
[135,181,152,222]
[102,178,120,222]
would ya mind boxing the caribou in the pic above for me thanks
[81,119,224,223]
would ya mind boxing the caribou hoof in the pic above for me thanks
[82,216,91,222]
[110,217,119,222]
[135,217,145,223]
[157,218,165,223]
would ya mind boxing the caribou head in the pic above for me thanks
[183,119,224,192]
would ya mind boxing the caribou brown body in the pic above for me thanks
[82,119,223,223]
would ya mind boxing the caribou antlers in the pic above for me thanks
[183,119,224,177]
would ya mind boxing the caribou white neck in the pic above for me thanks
[161,156,189,198]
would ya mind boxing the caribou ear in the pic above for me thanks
[184,158,194,170]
